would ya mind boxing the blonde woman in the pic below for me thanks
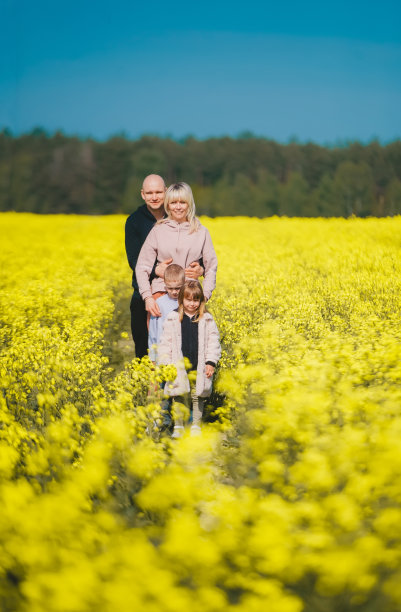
[136,182,218,318]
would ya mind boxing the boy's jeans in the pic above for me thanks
[160,397,173,432]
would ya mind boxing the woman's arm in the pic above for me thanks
[200,228,218,300]
[125,217,141,272]
[135,227,159,300]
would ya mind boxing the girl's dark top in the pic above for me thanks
[181,311,217,371]
[181,313,199,371]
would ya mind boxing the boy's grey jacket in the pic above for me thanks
[158,311,221,398]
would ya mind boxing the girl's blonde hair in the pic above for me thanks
[178,280,206,322]
[163,182,200,233]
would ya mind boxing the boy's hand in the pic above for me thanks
[205,364,215,378]
[185,261,204,279]
[145,297,161,317]
[156,258,173,278]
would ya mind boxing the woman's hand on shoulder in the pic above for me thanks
[155,258,173,278]
[185,261,204,279]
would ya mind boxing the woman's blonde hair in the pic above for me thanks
[178,280,206,322]
[163,182,200,233]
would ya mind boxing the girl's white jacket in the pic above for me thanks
[158,311,221,397]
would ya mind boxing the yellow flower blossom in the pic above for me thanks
[1,213,401,610]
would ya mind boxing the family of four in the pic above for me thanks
[125,174,221,437]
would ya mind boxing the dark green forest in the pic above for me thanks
[1,129,401,217]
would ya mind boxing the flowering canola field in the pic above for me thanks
[1,212,401,612]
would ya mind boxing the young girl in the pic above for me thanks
[158,280,221,437]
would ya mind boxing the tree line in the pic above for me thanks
[1,128,401,217]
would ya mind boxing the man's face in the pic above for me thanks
[141,176,166,211]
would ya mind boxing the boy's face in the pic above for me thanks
[165,280,182,300]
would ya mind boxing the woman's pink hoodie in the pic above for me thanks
[136,219,217,300]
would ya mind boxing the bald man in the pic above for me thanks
[125,174,203,358]
[125,175,167,358]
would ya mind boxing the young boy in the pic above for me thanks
[148,264,185,362]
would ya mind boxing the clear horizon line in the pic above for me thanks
[1,125,400,148]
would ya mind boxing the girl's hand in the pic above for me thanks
[205,364,215,378]
[145,297,161,317]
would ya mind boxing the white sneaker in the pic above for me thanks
[172,425,184,439]
[190,425,202,436]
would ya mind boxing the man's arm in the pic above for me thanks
[125,216,142,272]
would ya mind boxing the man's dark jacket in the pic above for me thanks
[125,204,159,293]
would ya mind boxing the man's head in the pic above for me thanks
[141,174,166,214]
[164,264,185,300]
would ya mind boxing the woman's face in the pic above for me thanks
[168,199,189,223]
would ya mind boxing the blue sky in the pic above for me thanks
[1,0,401,144]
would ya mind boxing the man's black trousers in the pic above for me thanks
[130,293,148,359]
